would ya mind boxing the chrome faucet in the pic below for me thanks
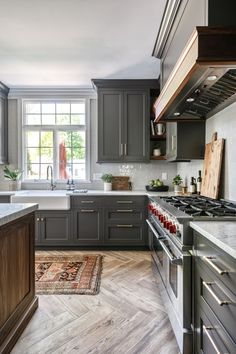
[46,165,56,191]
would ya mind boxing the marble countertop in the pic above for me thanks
[9,189,175,197]
[0,203,38,227]
[0,191,15,196]
[190,221,236,260]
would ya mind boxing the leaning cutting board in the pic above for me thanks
[201,132,225,199]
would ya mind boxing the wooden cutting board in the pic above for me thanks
[201,132,224,199]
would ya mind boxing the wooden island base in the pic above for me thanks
[0,212,38,354]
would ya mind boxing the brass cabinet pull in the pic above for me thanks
[81,200,94,204]
[203,325,222,354]
[81,209,95,213]
[120,143,123,156]
[117,201,133,204]
[40,218,44,221]
[203,282,231,306]
[203,256,229,275]
[36,218,40,222]
[116,209,133,212]
[116,224,133,228]
[124,143,127,156]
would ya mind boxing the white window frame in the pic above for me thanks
[20,98,91,183]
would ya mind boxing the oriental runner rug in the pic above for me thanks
[35,255,103,295]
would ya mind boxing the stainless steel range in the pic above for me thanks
[147,195,236,354]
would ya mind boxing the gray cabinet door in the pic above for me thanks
[166,122,205,161]
[123,90,149,162]
[105,224,147,246]
[0,86,9,164]
[73,208,103,245]
[39,211,71,245]
[97,90,123,162]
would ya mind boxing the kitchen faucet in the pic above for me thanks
[47,165,56,191]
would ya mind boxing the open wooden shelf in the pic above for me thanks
[150,155,167,160]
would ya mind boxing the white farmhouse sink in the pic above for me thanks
[11,190,70,210]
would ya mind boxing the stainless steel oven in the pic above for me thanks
[147,216,192,354]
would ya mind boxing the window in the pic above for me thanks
[22,100,88,181]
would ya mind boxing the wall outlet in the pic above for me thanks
[93,173,102,180]
[161,172,168,181]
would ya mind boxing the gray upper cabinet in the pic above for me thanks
[123,91,149,162]
[166,121,205,162]
[92,79,159,163]
[0,82,9,164]
[153,0,236,89]
[97,90,123,162]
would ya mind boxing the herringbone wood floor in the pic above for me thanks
[12,251,179,354]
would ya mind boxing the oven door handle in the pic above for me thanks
[146,219,165,240]
[158,238,183,265]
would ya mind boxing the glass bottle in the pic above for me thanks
[197,170,202,195]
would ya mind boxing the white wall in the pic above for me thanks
[0,98,177,191]
[177,102,236,201]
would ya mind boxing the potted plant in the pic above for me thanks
[3,165,23,191]
[101,174,113,191]
[172,174,183,193]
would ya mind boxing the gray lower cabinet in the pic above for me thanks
[73,208,103,245]
[0,82,9,164]
[193,231,236,353]
[35,211,71,245]
[35,196,148,248]
[104,196,147,246]
[0,195,11,203]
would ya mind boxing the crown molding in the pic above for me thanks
[8,86,96,99]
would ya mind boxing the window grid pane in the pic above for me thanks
[23,100,87,181]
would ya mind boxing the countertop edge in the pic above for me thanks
[190,221,236,260]
[0,204,38,227]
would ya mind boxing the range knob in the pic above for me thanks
[164,220,171,230]
[169,224,177,234]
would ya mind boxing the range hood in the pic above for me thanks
[154,27,236,122]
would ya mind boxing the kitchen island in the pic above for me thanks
[0,203,38,354]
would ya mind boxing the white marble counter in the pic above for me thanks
[67,190,174,197]
[0,203,38,227]
[190,221,236,260]
[0,191,15,196]
[11,189,175,197]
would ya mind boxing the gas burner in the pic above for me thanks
[160,196,236,218]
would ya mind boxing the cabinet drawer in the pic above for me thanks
[104,196,146,208]
[106,208,143,223]
[71,196,102,208]
[196,262,236,344]
[195,302,236,354]
[194,231,236,296]
[105,224,145,245]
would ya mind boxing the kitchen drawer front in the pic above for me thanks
[194,231,236,296]
[106,208,144,223]
[195,301,236,354]
[195,261,236,344]
[103,196,147,208]
[71,196,103,208]
[105,224,147,245]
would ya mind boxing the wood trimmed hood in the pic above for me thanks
[154,27,236,122]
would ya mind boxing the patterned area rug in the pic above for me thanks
[35,255,103,295]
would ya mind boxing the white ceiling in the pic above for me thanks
[0,0,166,88]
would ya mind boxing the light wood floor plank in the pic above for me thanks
[12,250,179,354]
